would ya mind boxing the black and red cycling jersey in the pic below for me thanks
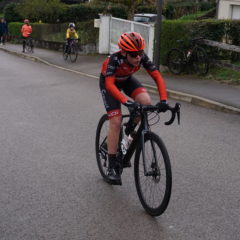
[101,51,167,103]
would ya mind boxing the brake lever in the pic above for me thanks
[176,103,181,125]
[164,103,181,126]
[177,110,180,125]
[164,108,175,125]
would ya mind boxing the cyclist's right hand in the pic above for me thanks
[156,100,169,112]
[123,100,139,112]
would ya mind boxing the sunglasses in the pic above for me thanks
[127,50,144,58]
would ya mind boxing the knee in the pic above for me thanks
[109,116,122,130]
[135,93,151,105]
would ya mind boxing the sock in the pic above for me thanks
[108,154,117,168]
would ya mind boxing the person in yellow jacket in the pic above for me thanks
[21,19,33,53]
[65,23,78,53]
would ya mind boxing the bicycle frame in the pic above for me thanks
[120,103,180,176]
[121,111,152,176]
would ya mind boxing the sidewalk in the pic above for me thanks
[1,43,240,114]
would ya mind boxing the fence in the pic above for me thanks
[97,15,155,60]
[203,39,240,72]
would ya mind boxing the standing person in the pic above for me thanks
[64,23,78,53]
[99,32,168,185]
[0,18,8,45]
[21,19,32,53]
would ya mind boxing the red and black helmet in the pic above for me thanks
[118,32,145,52]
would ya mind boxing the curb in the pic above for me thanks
[1,47,240,115]
[145,84,240,115]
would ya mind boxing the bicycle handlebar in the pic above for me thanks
[133,103,181,125]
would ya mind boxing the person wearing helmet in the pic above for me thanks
[64,23,79,53]
[21,19,32,52]
[99,32,168,185]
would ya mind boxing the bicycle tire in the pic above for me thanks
[134,132,172,216]
[26,40,33,53]
[167,48,185,74]
[70,44,78,63]
[95,114,113,183]
[192,47,209,75]
[63,44,68,61]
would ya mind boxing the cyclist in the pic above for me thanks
[65,23,78,53]
[0,18,8,45]
[21,19,32,53]
[99,32,168,185]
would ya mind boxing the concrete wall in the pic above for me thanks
[218,0,240,19]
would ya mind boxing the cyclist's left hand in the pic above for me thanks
[157,100,169,112]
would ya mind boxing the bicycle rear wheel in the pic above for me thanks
[192,47,209,75]
[70,44,78,62]
[95,114,112,183]
[134,132,172,216]
[167,48,184,74]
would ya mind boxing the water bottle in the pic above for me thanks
[127,134,133,146]
[121,138,128,155]
[121,133,134,155]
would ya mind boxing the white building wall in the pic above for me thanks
[218,0,240,19]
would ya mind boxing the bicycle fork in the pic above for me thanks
[140,112,160,177]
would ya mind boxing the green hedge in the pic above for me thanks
[60,4,127,22]
[8,20,98,44]
[4,2,128,23]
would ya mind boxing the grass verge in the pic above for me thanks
[205,66,240,85]
[163,66,240,86]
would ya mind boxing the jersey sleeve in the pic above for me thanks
[66,29,70,39]
[105,54,128,104]
[142,54,168,101]
[75,30,79,39]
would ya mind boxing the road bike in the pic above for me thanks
[95,103,180,216]
[24,37,34,53]
[167,37,209,75]
[63,39,78,62]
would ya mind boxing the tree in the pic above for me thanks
[92,0,155,19]
[4,2,22,22]
[16,0,67,23]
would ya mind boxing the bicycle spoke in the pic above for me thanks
[96,115,111,181]
[135,132,172,215]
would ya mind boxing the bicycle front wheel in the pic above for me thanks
[95,114,111,183]
[63,44,68,61]
[26,40,33,53]
[134,132,172,216]
[167,48,185,74]
[192,47,209,75]
[70,45,78,62]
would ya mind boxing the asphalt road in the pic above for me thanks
[0,52,239,240]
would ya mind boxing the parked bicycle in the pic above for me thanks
[167,37,209,75]
[95,102,181,216]
[24,37,34,53]
[63,39,78,62]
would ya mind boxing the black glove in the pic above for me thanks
[157,100,169,112]
[123,100,139,112]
